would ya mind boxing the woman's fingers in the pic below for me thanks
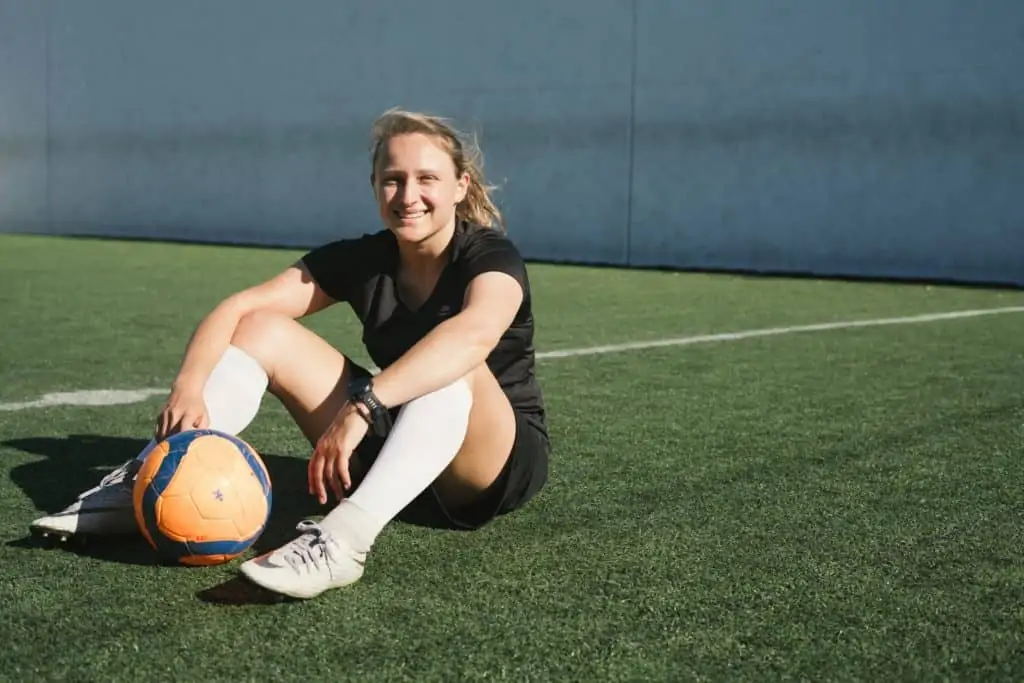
[322,446,338,504]
[307,452,318,497]
[156,406,179,441]
[310,443,329,505]
[338,449,352,494]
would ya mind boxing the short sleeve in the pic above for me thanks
[300,232,390,302]
[456,228,529,294]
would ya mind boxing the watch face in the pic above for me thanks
[348,377,371,396]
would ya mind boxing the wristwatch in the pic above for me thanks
[348,376,393,438]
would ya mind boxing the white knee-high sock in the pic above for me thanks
[201,344,269,435]
[320,378,473,551]
[134,345,268,462]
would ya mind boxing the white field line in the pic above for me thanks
[0,389,168,412]
[535,306,1024,360]
[1,306,1022,412]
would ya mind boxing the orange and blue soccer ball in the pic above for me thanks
[132,429,272,566]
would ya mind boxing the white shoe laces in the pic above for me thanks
[281,521,340,575]
[77,459,141,501]
[98,459,140,488]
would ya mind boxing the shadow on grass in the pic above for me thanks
[4,431,485,605]
[4,533,159,566]
[3,433,333,566]
[195,576,297,606]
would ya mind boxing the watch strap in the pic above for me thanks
[348,377,392,438]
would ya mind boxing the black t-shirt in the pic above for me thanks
[301,221,547,436]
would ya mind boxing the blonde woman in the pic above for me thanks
[31,108,551,599]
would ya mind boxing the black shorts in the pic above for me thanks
[348,367,550,531]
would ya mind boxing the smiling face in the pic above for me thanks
[372,132,470,246]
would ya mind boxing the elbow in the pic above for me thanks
[460,324,502,368]
[440,309,510,370]
[467,339,495,368]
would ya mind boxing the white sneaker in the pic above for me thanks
[239,521,367,599]
[29,459,142,539]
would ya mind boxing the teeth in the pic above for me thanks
[399,211,426,219]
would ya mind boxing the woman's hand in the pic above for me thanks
[155,384,210,441]
[308,401,371,504]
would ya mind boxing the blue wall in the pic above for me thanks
[2,0,1022,285]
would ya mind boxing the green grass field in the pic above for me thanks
[2,233,1023,681]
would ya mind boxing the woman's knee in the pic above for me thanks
[413,374,473,409]
[230,310,348,395]
[231,310,292,367]
[462,363,509,410]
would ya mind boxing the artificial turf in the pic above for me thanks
[2,234,1022,681]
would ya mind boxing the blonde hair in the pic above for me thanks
[369,107,504,231]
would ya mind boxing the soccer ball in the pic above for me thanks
[133,429,272,566]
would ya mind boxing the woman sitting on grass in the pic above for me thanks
[31,107,551,600]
